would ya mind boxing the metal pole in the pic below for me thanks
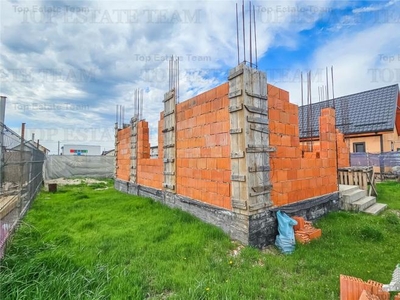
[236,3,240,65]
[242,0,245,63]
[249,1,252,66]
[331,66,335,108]
[19,123,25,215]
[0,96,6,193]
[253,5,258,68]
[58,141,60,155]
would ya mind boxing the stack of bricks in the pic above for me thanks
[268,83,341,206]
[137,120,163,189]
[340,275,390,300]
[292,216,322,244]
[175,83,231,209]
[116,127,131,181]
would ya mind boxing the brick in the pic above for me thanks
[222,196,231,209]
[197,158,207,170]
[269,109,280,122]
[200,147,211,157]
[206,158,217,169]
[222,145,230,158]
[279,88,289,102]
[211,170,224,182]
[217,157,230,170]
[269,133,281,146]
[292,216,305,231]
[218,183,230,197]
[281,135,291,146]
[267,84,280,99]
[210,147,222,158]
[223,170,231,183]
[201,169,211,180]
[277,170,288,182]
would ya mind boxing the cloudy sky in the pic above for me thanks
[1,0,399,153]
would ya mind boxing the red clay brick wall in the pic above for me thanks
[116,127,131,181]
[116,82,348,210]
[115,84,231,209]
[268,84,345,206]
[176,83,231,209]
[137,120,163,189]
[337,131,350,168]
[396,93,400,134]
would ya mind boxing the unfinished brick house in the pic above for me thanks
[115,64,350,247]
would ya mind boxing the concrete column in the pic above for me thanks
[114,123,118,179]
[228,64,274,215]
[163,89,176,193]
[130,117,138,184]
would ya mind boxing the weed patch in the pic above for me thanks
[359,225,384,242]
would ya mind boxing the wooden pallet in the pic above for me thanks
[0,195,19,219]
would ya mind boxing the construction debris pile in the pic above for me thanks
[292,216,322,244]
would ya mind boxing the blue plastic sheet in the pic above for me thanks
[275,210,298,254]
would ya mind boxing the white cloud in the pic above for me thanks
[1,0,399,153]
[278,21,400,105]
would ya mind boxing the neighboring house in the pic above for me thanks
[299,84,400,153]
[10,139,50,155]
[150,146,158,158]
[102,149,115,156]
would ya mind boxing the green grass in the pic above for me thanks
[1,181,400,299]
[376,181,400,210]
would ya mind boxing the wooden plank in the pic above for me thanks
[348,171,354,185]
[228,89,243,99]
[229,104,243,113]
[247,116,269,125]
[245,90,268,100]
[231,175,246,182]
[228,68,244,80]
[246,146,276,153]
[362,172,367,191]
[248,165,270,172]
[244,105,268,116]
[231,151,245,159]
[231,199,247,209]
[249,124,269,133]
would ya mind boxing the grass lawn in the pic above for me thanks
[376,180,400,210]
[1,180,400,300]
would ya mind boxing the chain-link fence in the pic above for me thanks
[0,122,46,257]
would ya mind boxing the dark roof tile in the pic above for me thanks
[298,84,399,138]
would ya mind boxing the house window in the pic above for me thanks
[353,142,366,153]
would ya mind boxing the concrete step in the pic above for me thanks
[352,196,376,212]
[362,203,387,215]
[343,189,367,204]
[339,184,359,195]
